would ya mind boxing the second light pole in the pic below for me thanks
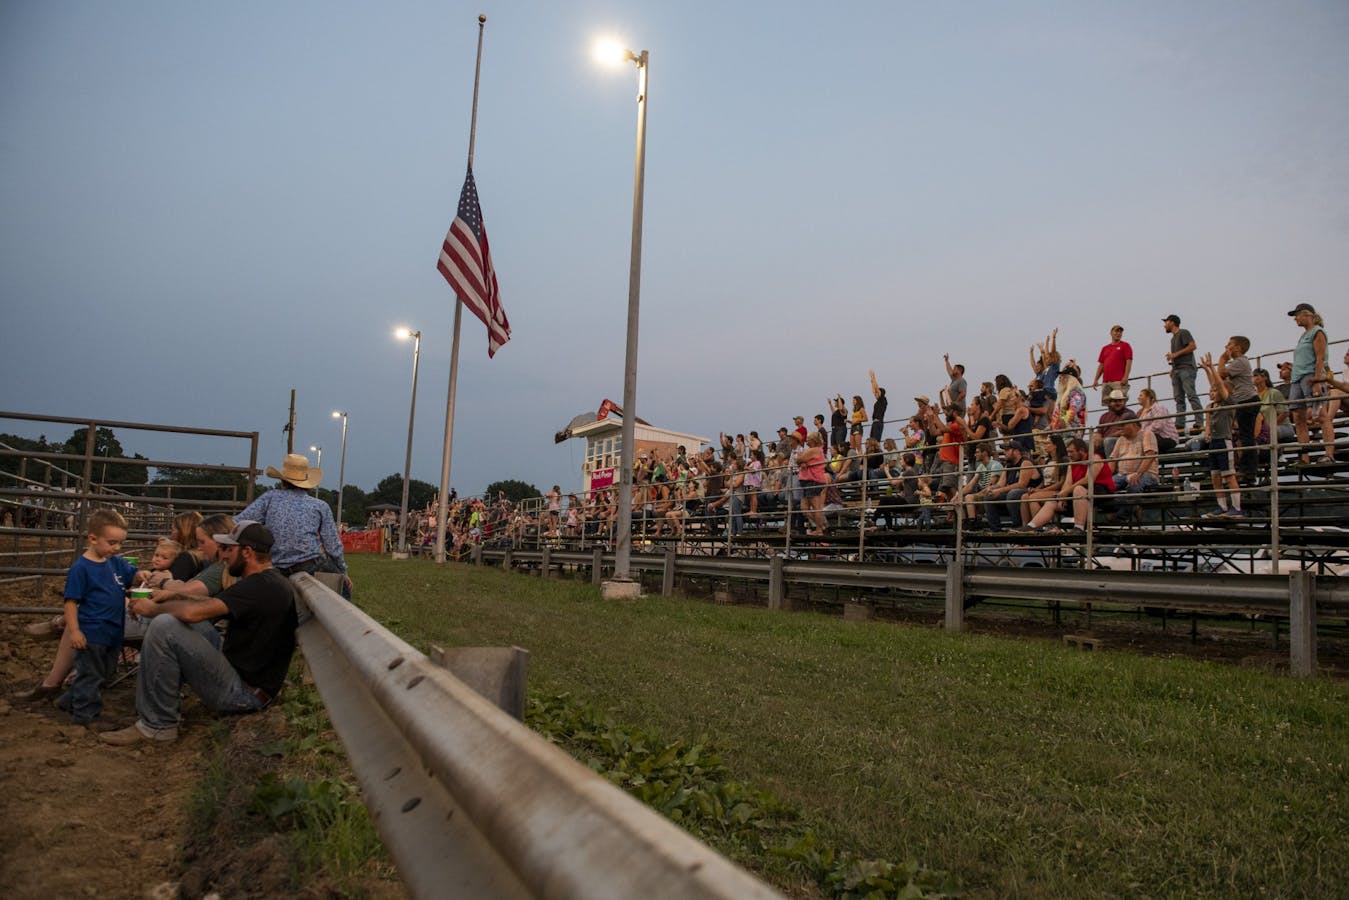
[332,410,348,528]
[395,327,421,556]
[596,41,649,595]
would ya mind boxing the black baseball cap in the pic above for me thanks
[1162,314,1181,325]
[1287,302,1316,316]
[214,519,275,552]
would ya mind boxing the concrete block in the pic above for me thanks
[600,579,642,601]
[429,645,529,720]
[843,601,871,622]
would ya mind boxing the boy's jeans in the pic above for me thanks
[63,642,120,723]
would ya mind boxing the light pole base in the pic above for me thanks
[391,552,410,560]
[600,579,642,601]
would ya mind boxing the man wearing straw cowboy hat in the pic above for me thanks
[235,453,348,595]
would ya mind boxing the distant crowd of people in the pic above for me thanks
[521,303,1343,537]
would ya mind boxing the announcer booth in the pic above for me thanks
[555,400,707,493]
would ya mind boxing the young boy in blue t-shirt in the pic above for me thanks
[59,508,137,728]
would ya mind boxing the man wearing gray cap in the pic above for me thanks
[1163,315,1200,433]
[101,520,298,746]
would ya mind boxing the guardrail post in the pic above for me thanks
[471,543,483,566]
[768,556,785,610]
[662,548,675,596]
[540,546,551,578]
[429,645,530,720]
[502,548,513,572]
[591,546,603,585]
[944,559,965,630]
[1288,571,1317,677]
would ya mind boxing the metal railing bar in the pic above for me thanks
[291,574,784,900]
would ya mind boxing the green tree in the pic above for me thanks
[339,484,366,526]
[367,474,438,511]
[151,466,258,505]
[485,479,541,504]
[63,427,148,487]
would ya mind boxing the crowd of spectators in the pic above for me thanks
[504,304,1344,540]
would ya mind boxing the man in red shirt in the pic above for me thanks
[1092,324,1133,394]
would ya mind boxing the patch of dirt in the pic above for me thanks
[0,605,402,899]
[0,616,201,900]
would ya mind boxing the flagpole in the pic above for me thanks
[434,13,487,565]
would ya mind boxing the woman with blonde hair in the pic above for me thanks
[1052,363,1088,434]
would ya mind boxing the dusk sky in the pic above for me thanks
[3,1,1346,499]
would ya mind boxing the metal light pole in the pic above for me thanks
[332,411,348,527]
[597,41,649,591]
[395,327,422,555]
[309,445,322,468]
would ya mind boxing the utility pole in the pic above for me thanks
[287,389,296,454]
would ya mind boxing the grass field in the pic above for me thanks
[348,555,1346,899]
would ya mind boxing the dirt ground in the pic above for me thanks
[0,577,398,900]
[0,613,203,899]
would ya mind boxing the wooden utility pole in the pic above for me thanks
[287,389,296,454]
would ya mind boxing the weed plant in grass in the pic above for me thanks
[350,556,1347,899]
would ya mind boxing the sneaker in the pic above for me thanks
[1222,508,1246,518]
[23,618,63,638]
[12,682,61,702]
[1202,508,1227,518]
[78,719,123,734]
[100,720,178,746]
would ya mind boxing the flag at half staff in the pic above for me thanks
[438,166,510,356]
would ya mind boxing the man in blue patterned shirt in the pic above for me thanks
[236,454,348,592]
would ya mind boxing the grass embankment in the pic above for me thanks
[349,555,1346,899]
[182,661,395,897]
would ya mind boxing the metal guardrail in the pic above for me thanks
[291,574,785,900]
[474,547,1345,676]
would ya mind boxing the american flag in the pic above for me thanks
[438,166,510,356]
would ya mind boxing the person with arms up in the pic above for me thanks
[943,355,967,410]
[1198,353,1245,518]
[868,370,888,442]
[102,521,298,746]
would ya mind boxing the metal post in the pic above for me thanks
[662,548,675,596]
[334,412,349,529]
[1288,571,1316,677]
[945,559,965,630]
[859,472,867,559]
[398,330,422,555]
[1269,423,1280,567]
[609,49,649,591]
[592,546,603,585]
[768,556,784,610]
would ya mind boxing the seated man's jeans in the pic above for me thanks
[1114,472,1159,493]
[136,615,260,730]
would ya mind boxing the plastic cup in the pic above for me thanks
[129,587,153,601]
[123,556,138,567]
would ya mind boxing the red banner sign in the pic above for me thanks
[340,529,384,554]
[590,467,615,489]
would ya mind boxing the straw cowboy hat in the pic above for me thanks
[266,453,323,489]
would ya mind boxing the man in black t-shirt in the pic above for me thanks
[102,521,298,746]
